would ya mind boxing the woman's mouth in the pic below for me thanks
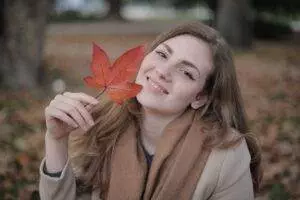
[146,76,169,95]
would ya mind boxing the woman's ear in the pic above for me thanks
[191,93,207,109]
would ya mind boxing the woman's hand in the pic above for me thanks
[45,92,99,140]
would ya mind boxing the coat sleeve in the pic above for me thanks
[39,157,77,200]
[209,139,254,200]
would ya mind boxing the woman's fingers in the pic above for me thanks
[54,94,95,126]
[45,92,98,132]
[85,103,94,111]
[50,100,90,131]
[63,92,99,105]
[45,106,79,128]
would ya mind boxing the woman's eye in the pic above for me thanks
[182,70,195,80]
[155,50,167,59]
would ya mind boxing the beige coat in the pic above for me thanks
[39,138,254,200]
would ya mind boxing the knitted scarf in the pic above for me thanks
[106,109,211,200]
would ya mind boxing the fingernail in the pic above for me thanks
[89,120,94,126]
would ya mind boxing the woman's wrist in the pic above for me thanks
[45,129,69,141]
[45,131,69,173]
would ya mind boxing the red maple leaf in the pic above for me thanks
[83,43,144,104]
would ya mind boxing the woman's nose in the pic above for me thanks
[155,64,172,82]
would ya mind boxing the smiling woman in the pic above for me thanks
[136,34,212,115]
[39,21,262,200]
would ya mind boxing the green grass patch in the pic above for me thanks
[269,183,291,200]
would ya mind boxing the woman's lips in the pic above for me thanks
[146,76,169,94]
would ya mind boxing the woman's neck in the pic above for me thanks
[139,108,183,154]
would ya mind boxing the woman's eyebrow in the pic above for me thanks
[162,43,173,54]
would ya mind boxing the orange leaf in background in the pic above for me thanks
[17,153,30,167]
[84,43,144,104]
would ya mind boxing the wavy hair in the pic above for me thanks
[70,21,262,198]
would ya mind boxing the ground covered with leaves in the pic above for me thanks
[0,31,299,199]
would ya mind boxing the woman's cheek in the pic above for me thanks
[176,83,202,101]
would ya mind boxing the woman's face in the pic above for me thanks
[135,34,213,115]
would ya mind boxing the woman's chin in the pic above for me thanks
[136,95,184,117]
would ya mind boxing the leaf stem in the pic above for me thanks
[84,88,106,109]
[95,88,106,99]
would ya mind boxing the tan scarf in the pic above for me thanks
[106,109,211,200]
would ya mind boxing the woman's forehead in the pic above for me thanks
[163,34,208,48]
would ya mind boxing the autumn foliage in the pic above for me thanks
[83,43,144,104]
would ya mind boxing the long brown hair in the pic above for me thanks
[70,21,262,197]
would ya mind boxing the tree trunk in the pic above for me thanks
[216,0,253,48]
[105,0,123,20]
[0,0,53,90]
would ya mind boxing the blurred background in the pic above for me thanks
[0,0,299,199]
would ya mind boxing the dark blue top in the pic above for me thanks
[140,140,154,199]
[142,144,154,167]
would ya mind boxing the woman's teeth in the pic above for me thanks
[147,77,169,94]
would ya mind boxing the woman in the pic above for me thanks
[39,21,262,200]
